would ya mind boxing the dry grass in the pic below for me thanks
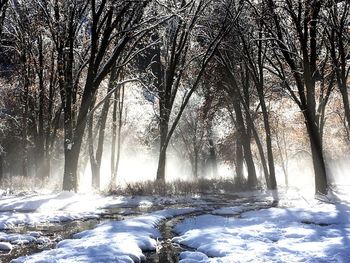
[108,177,252,196]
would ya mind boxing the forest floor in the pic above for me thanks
[0,187,349,262]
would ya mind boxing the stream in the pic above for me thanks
[0,194,274,263]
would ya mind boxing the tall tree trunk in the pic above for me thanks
[245,109,268,187]
[92,64,119,190]
[192,150,199,178]
[304,109,328,195]
[339,85,350,139]
[242,136,258,187]
[36,35,46,182]
[88,110,100,189]
[233,98,248,183]
[232,88,257,188]
[63,146,79,191]
[257,85,277,190]
[156,139,168,182]
[22,63,29,178]
[110,91,117,187]
[235,142,244,183]
[156,105,170,181]
[276,128,288,187]
[60,23,76,191]
[207,123,218,178]
[0,154,3,185]
[112,84,124,185]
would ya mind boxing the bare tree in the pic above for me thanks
[263,0,329,194]
[50,0,149,191]
[325,0,350,139]
[149,0,234,182]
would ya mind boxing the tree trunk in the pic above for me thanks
[193,150,199,178]
[156,104,170,182]
[36,35,46,181]
[232,100,245,183]
[304,110,328,195]
[62,98,76,191]
[110,91,117,187]
[207,123,218,178]
[63,146,79,191]
[257,87,277,190]
[0,154,3,185]
[276,128,288,187]
[156,148,167,182]
[22,73,29,178]
[88,110,100,190]
[242,134,258,188]
[339,82,350,139]
[156,116,168,182]
[62,83,95,191]
[235,142,244,183]
[112,84,124,185]
[233,95,257,187]
[92,64,119,190]
[246,111,268,188]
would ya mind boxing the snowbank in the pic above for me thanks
[12,208,198,263]
[174,202,350,262]
[0,192,196,229]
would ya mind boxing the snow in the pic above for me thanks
[0,192,112,230]
[0,192,197,229]
[0,191,108,213]
[1,188,350,262]
[211,203,265,215]
[0,231,48,248]
[174,199,350,262]
[0,192,201,254]
[0,241,12,251]
[12,208,198,263]
[179,251,209,262]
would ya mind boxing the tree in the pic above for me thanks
[149,0,233,182]
[263,0,330,194]
[47,0,149,191]
[325,0,350,139]
[238,16,277,190]
[0,0,8,183]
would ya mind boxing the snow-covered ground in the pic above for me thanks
[0,191,198,228]
[11,208,198,263]
[174,191,350,262]
[0,191,196,257]
[0,188,349,262]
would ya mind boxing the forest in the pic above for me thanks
[0,0,349,262]
[0,0,349,195]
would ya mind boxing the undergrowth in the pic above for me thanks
[108,177,254,196]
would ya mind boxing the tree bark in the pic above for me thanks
[257,84,277,189]
[110,91,117,186]
[88,109,100,189]
[0,154,3,185]
[156,113,169,182]
[235,141,244,183]
[304,109,328,194]
[111,83,124,186]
